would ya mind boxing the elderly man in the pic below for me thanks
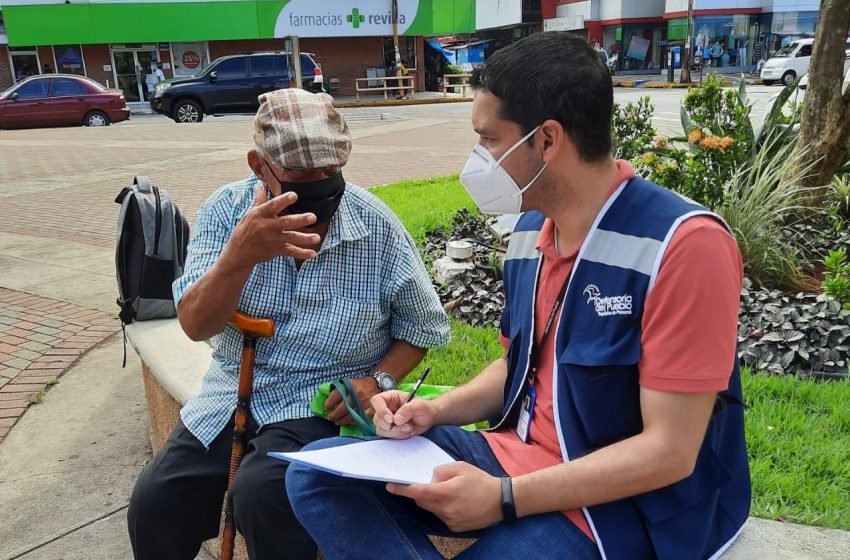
[127,88,450,560]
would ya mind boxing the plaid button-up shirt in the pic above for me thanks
[173,176,450,447]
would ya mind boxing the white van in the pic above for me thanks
[761,38,850,86]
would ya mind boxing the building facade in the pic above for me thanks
[665,1,821,72]
[541,0,823,73]
[0,0,475,99]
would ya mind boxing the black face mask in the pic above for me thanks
[268,170,346,225]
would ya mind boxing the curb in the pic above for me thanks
[334,96,473,109]
[613,80,733,89]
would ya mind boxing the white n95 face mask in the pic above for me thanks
[459,126,548,214]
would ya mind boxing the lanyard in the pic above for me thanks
[526,275,571,386]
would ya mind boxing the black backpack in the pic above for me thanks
[115,176,190,330]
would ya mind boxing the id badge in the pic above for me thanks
[515,385,536,443]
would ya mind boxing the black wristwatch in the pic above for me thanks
[500,476,517,523]
[371,370,397,392]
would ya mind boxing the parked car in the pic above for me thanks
[150,51,324,123]
[0,74,129,130]
[761,38,850,86]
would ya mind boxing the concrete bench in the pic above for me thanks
[126,319,849,560]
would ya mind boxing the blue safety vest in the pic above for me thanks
[494,177,750,560]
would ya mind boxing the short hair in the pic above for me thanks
[471,32,614,162]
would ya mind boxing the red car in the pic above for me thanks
[0,74,130,129]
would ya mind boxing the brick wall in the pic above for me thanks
[81,45,114,89]
[0,46,12,91]
[302,37,386,97]
[37,46,53,73]
[208,39,282,60]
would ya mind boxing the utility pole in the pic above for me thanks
[679,0,694,83]
[391,0,408,99]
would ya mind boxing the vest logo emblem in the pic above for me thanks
[583,284,633,317]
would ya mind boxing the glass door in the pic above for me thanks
[111,49,159,102]
[113,50,141,102]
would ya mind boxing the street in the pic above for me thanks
[122,83,784,134]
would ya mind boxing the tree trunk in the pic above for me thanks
[796,0,850,204]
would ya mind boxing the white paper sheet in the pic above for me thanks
[268,436,456,485]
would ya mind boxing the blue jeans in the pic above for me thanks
[285,425,601,560]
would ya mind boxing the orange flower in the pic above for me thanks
[687,129,703,144]
[699,135,735,153]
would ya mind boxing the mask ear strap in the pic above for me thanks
[517,162,549,196]
[496,125,541,165]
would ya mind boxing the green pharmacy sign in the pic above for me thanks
[2,0,476,46]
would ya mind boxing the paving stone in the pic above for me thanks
[20,340,50,352]
[0,407,26,418]
[1,357,30,370]
[25,333,56,344]
[11,348,41,361]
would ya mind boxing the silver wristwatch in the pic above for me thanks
[371,370,397,392]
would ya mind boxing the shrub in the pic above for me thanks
[612,97,656,161]
[682,72,753,156]
[823,250,850,311]
[444,63,465,84]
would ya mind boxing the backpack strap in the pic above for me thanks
[133,175,152,193]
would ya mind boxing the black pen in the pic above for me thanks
[389,367,431,431]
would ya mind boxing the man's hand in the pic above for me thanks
[372,391,438,439]
[224,186,320,268]
[325,377,381,426]
[387,462,503,532]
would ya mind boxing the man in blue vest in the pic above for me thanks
[285,32,750,560]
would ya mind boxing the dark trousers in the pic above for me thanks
[127,416,338,560]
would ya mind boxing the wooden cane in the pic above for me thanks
[221,312,275,560]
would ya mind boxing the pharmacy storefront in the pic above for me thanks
[1,0,475,98]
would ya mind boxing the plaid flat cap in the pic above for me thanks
[253,88,351,170]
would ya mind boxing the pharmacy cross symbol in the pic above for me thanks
[347,8,365,29]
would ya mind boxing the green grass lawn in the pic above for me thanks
[371,175,475,245]
[375,174,850,530]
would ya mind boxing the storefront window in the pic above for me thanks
[9,47,40,83]
[768,11,817,54]
[615,24,667,71]
[53,45,86,75]
[691,15,757,69]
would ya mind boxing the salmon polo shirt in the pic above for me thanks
[482,160,744,541]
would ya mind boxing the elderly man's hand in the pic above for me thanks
[226,187,320,267]
[325,377,381,426]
